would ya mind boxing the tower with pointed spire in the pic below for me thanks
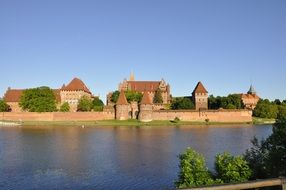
[138,91,153,122]
[241,84,260,110]
[129,71,135,81]
[115,90,130,120]
[192,81,208,110]
[247,84,256,95]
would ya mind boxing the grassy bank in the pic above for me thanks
[252,117,275,124]
[3,119,254,127]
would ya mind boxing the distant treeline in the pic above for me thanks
[253,99,286,119]
[208,94,243,109]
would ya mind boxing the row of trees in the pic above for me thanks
[176,107,286,188]
[208,94,243,109]
[253,98,286,119]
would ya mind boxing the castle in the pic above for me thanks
[107,72,171,106]
[3,78,94,112]
[2,75,260,123]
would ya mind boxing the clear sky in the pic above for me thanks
[1,0,285,102]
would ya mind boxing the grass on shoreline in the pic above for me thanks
[1,119,256,127]
[252,117,275,124]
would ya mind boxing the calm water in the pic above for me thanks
[0,124,272,190]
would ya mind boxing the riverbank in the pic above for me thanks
[252,117,275,124]
[1,119,256,127]
[0,121,21,126]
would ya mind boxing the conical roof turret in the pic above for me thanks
[247,84,256,94]
[140,91,152,105]
[116,90,128,105]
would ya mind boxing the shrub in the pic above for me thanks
[77,96,92,112]
[175,148,218,188]
[59,102,70,112]
[215,152,252,183]
[0,99,10,112]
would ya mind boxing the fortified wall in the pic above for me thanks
[152,109,252,123]
[1,109,252,123]
[1,112,114,121]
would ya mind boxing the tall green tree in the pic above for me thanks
[153,88,163,103]
[77,96,92,112]
[253,99,278,119]
[110,90,120,103]
[19,87,57,112]
[92,97,104,111]
[245,107,286,179]
[171,97,194,110]
[0,99,10,112]
[59,102,70,112]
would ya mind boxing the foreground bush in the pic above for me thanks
[175,148,251,188]
[215,152,252,183]
[175,148,220,188]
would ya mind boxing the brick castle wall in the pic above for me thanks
[2,112,114,121]
[1,109,252,123]
[152,109,252,123]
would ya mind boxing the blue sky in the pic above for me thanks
[1,0,285,102]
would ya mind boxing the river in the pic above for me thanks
[0,124,272,190]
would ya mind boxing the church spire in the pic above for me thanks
[129,71,135,81]
[247,84,256,95]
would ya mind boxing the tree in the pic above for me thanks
[59,102,70,112]
[0,99,10,112]
[215,152,252,183]
[274,99,281,105]
[171,97,194,110]
[111,90,120,103]
[208,94,242,110]
[153,88,163,103]
[19,87,57,112]
[175,148,217,188]
[253,99,278,119]
[208,95,218,109]
[77,96,92,112]
[125,90,143,103]
[245,107,286,179]
[92,97,104,111]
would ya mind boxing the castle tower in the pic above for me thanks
[241,84,260,110]
[138,91,153,122]
[115,90,130,120]
[192,81,208,110]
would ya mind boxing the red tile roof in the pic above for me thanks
[117,90,128,105]
[193,81,208,94]
[3,89,23,102]
[127,81,160,92]
[140,91,152,104]
[3,89,61,103]
[61,78,91,94]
